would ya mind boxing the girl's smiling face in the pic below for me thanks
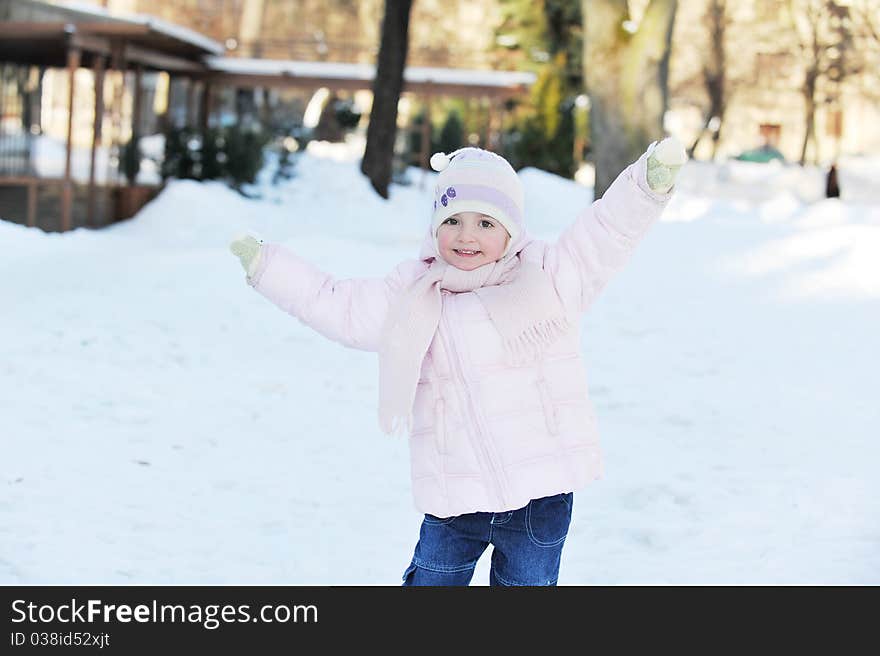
[436,211,510,270]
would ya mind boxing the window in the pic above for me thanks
[759,123,781,146]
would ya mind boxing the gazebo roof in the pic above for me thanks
[50,0,225,55]
[0,0,223,71]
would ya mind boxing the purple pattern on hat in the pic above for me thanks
[437,183,522,226]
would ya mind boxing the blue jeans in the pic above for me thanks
[401,492,573,586]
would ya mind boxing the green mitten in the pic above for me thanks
[646,136,687,193]
[229,232,264,278]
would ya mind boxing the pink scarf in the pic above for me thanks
[377,246,571,436]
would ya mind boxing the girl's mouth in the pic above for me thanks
[454,249,481,257]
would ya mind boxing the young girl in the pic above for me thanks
[230,139,686,586]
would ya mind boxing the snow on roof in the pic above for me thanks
[204,56,536,88]
[406,65,535,87]
[206,57,375,80]
[45,0,225,55]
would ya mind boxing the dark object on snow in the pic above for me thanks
[826,164,840,198]
[120,135,142,184]
[734,144,786,163]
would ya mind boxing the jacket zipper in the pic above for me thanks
[439,294,509,508]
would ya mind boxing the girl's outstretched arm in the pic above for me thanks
[543,137,686,315]
[230,234,424,352]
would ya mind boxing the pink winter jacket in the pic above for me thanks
[246,154,672,517]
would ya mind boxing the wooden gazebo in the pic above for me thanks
[0,0,535,233]
[0,0,223,232]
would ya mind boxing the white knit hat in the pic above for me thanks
[430,147,524,259]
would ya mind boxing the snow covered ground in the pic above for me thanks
[2,136,878,584]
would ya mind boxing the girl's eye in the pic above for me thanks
[444,218,458,225]
[480,220,494,228]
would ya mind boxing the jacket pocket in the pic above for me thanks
[526,492,573,547]
[536,378,560,435]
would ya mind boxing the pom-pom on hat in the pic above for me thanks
[430,147,524,259]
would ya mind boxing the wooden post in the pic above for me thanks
[110,41,125,187]
[130,64,143,188]
[481,96,491,149]
[185,77,194,128]
[200,79,212,132]
[419,84,432,190]
[35,66,46,138]
[27,180,37,228]
[88,55,105,226]
[62,44,81,233]
[132,65,143,138]
[500,96,509,154]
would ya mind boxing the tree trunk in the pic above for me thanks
[710,122,722,158]
[800,68,817,165]
[361,0,413,199]
[582,0,677,199]
[239,0,267,125]
[704,0,726,160]
[799,91,816,165]
[688,64,726,160]
[239,0,266,57]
